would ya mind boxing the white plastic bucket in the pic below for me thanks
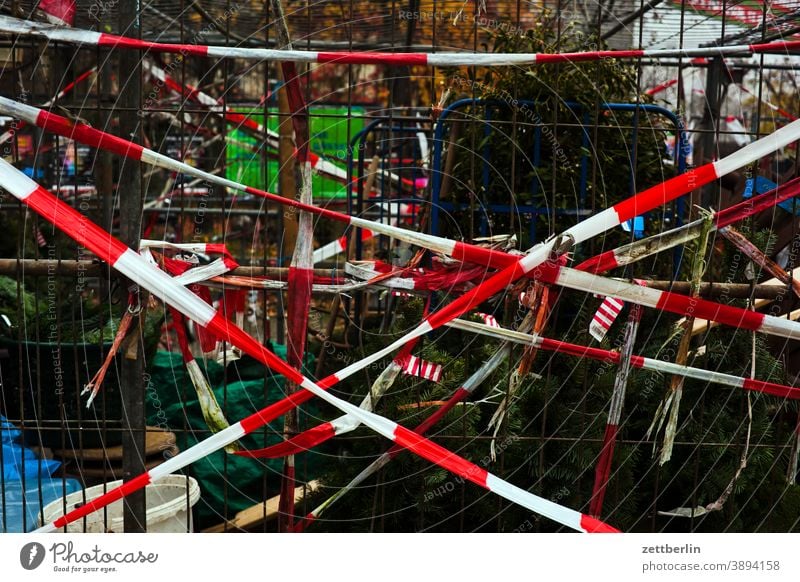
[39,475,200,533]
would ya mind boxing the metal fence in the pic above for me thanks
[1,0,799,533]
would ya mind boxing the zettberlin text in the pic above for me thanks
[642,544,701,554]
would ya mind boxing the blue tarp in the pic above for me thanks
[1,415,61,480]
[0,415,21,443]
[1,414,80,532]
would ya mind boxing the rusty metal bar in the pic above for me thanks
[0,260,343,280]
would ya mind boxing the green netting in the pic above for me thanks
[146,347,324,529]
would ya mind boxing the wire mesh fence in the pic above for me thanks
[0,0,799,533]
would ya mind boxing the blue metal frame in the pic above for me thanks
[430,98,688,243]
[346,120,429,258]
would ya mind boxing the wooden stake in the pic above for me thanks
[590,303,642,516]
[271,0,313,533]
[652,211,714,465]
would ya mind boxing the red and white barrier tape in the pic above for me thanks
[21,199,788,535]
[169,307,235,446]
[312,245,794,432]
[344,260,484,292]
[535,263,800,340]
[5,95,800,521]
[313,204,406,263]
[237,347,432,460]
[249,307,512,466]
[139,242,239,286]
[400,354,444,382]
[286,173,314,375]
[353,252,780,345]
[7,91,800,360]
[295,346,512,530]
[476,312,500,328]
[0,66,95,145]
[307,305,800,528]
[645,78,678,96]
[590,303,643,517]
[235,353,411,460]
[314,230,372,263]
[577,176,800,274]
[0,96,376,237]
[142,60,348,184]
[0,162,615,534]
[0,25,794,533]
[139,240,235,259]
[143,60,422,191]
[32,223,48,248]
[5,94,800,338]
[174,258,239,286]
[589,296,624,341]
[445,318,800,400]
[737,83,798,121]
[37,0,75,26]
[724,116,752,146]
[280,27,315,526]
[4,94,800,285]
[2,15,799,66]
[237,300,434,461]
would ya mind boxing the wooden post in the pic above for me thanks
[117,1,147,533]
[271,0,313,532]
[276,73,299,259]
